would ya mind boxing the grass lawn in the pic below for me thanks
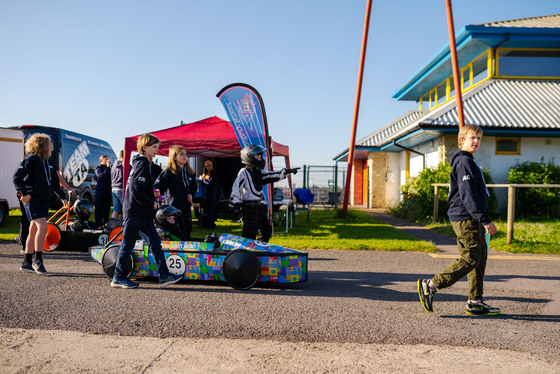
[427,219,560,255]
[1,209,437,252]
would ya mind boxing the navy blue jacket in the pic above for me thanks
[123,154,157,224]
[446,150,491,225]
[153,167,197,213]
[111,159,123,189]
[13,153,66,203]
[95,164,112,191]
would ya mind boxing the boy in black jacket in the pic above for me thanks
[417,125,500,315]
[13,133,68,274]
[111,134,182,289]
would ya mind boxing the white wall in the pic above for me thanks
[388,136,560,212]
[385,152,401,207]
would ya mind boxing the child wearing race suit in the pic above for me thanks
[110,134,183,289]
[417,125,500,316]
[230,145,294,242]
[13,133,68,274]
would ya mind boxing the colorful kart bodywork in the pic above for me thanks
[90,233,308,290]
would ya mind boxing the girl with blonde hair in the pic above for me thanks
[154,145,197,238]
[13,133,68,274]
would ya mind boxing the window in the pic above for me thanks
[498,49,560,77]
[495,137,520,155]
[418,50,490,111]
[472,52,489,85]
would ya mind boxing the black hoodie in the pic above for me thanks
[123,154,157,225]
[446,150,491,225]
[13,153,66,203]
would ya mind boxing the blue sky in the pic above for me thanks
[1,0,558,172]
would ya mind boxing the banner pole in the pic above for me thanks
[445,0,465,130]
[342,0,373,215]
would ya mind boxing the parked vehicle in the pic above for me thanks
[13,125,117,204]
[0,128,25,226]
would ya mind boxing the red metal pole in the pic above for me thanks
[342,0,373,215]
[445,0,465,130]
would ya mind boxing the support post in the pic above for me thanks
[445,0,465,130]
[433,185,440,222]
[507,185,515,244]
[342,0,373,215]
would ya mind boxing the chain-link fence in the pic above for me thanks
[271,160,347,207]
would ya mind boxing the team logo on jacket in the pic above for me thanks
[462,175,471,181]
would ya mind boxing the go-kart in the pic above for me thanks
[90,233,308,290]
[43,201,123,252]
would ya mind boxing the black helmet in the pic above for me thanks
[73,198,94,221]
[155,205,182,232]
[240,144,266,169]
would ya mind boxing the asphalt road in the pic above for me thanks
[1,241,559,363]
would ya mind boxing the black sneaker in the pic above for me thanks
[159,273,183,288]
[465,300,501,316]
[417,279,436,313]
[32,259,47,275]
[20,262,34,273]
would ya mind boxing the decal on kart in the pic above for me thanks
[98,234,109,246]
[166,254,186,275]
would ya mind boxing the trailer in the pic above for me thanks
[0,128,24,226]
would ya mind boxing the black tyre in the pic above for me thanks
[222,249,261,290]
[0,204,7,227]
[101,244,133,279]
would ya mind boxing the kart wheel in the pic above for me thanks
[108,227,123,242]
[43,223,62,252]
[101,244,133,279]
[222,249,261,290]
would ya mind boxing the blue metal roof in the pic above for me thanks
[393,15,560,101]
[337,79,560,160]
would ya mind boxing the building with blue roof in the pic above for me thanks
[334,13,560,211]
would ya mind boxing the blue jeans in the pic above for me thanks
[113,220,169,281]
[111,189,123,213]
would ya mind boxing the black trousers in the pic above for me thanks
[242,202,272,242]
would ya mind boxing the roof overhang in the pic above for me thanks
[333,146,380,162]
[393,25,560,101]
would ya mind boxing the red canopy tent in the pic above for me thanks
[123,116,292,193]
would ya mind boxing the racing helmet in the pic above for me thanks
[73,198,94,221]
[155,205,182,232]
[240,144,266,169]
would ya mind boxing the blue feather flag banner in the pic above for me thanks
[217,83,273,208]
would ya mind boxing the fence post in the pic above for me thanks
[507,185,515,245]
[433,185,439,222]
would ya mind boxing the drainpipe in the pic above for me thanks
[392,140,426,170]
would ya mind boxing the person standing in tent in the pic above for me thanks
[230,144,296,242]
[153,145,197,239]
[199,159,219,229]
[110,150,124,220]
[111,134,183,289]
[94,155,112,227]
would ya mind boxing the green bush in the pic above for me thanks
[390,161,496,223]
[507,159,560,218]
[389,162,451,223]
